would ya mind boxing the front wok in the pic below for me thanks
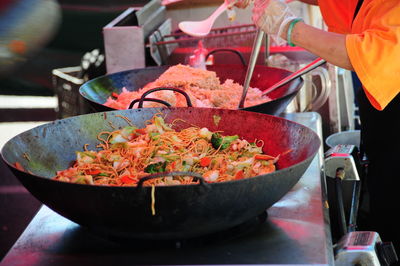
[79,64,304,115]
[1,108,320,240]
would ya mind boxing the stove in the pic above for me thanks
[0,112,334,266]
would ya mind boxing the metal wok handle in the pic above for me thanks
[309,66,331,110]
[136,171,209,188]
[128,98,171,109]
[138,87,193,108]
[206,48,246,66]
[261,57,327,97]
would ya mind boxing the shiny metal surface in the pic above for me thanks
[0,112,333,266]
[262,57,326,97]
[239,29,265,108]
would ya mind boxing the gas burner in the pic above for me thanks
[85,211,268,249]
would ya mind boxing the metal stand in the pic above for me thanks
[325,144,398,265]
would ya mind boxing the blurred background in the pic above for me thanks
[0,0,137,97]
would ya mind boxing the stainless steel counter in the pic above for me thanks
[0,112,333,266]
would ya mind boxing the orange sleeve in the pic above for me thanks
[317,0,356,34]
[346,1,400,110]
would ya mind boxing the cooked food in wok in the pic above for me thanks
[53,114,278,186]
[1,108,320,239]
[104,64,272,109]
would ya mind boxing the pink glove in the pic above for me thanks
[225,0,252,9]
[252,0,298,43]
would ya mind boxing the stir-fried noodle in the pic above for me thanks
[53,114,278,186]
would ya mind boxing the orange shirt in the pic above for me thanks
[318,0,400,110]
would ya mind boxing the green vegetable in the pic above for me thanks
[164,154,180,161]
[109,133,126,144]
[74,177,86,184]
[76,151,96,159]
[211,133,239,150]
[247,143,263,153]
[261,160,271,166]
[121,126,137,137]
[154,116,172,133]
[229,152,240,161]
[74,175,93,184]
[76,151,95,164]
[149,132,160,140]
[144,161,167,173]
[109,126,138,144]
[98,173,109,177]
[110,142,128,149]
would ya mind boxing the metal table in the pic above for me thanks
[0,112,334,266]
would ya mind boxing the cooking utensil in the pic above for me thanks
[79,64,303,116]
[178,1,229,37]
[239,29,265,108]
[1,107,320,240]
[262,57,326,96]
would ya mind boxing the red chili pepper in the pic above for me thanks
[254,154,275,161]
[86,169,101,175]
[170,161,176,171]
[120,175,135,184]
[111,92,119,98]
[135,128,147,135]
[234,170,244,180]
[200,157,212,167]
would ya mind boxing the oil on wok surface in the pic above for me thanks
[1,107,320,240]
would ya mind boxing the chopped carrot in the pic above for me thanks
[135,128,146,135]
[111,92,119,98]
[254,154,275,160]
[120,175,135,184]
[234,170,244,180]
[86,169,101,175]
[200,157,212,167]
[14,162,24,171]
[281,149,293,156]
[170,161,176,171]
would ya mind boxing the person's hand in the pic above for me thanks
[225,0,252,9]
[252,0,298,40]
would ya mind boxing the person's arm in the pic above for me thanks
[252,0,353,71]
[286,22,354,70]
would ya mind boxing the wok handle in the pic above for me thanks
[136,171,208,188]
[138,87,193,108]
[206,48,246,66]
[128,98,171,109]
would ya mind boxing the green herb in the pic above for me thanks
[144,161,167,173]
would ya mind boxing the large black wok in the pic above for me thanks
[79,64,303,115]
[1,107,320,240]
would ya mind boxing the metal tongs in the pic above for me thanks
[238,29,265,108]
[238,29,327,108]
[262,57,326,96]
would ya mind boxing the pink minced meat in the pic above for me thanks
[104,64,272,109]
